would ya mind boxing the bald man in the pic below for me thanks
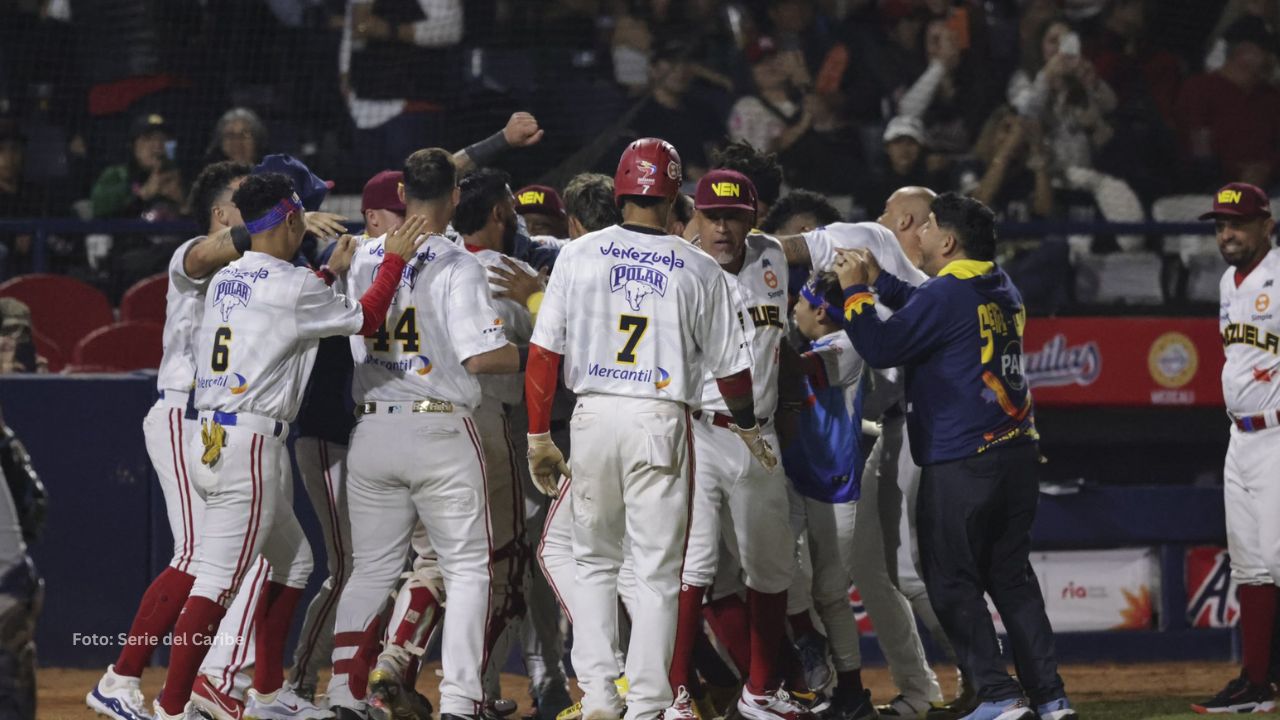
[779,186,974,718]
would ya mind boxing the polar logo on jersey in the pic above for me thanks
[229,373,249,395]
[213,279,252,322]
[372,262,419,290]
[611,264,667,311]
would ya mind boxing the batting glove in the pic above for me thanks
[729,423,778,472]
[527,432,570,497]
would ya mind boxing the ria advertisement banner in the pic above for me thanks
[1023,318,1224,406]
[850,548,1157,634]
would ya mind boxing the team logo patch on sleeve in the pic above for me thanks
[611,264,668,311]
[214,279,252,322]
[843,292,874,320]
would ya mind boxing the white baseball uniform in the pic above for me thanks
[682,232,792,597]
[328,234,509,715]
[530,223,750,720]
[800,222,945,703]
[1220,246,1280,585]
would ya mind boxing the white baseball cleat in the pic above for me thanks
[244,686,335,720]
[151,700,204,720]
[192,674,246,720]
[86,665,153,720]
[737,687,814,720]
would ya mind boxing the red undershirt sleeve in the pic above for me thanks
[525,343,562,434]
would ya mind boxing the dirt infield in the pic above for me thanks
[41,661,1238,720]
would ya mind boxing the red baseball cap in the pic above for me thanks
[694,169,757,213]
[1200,182,1272,220]
[362,170,405,214]
[745,36,780,64]
[514,185,566,217]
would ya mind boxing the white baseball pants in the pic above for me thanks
[567,395,692,720]
[329,409,493,716]
[1226,422,1280,584]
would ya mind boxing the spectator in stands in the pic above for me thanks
[629,41,727,178]
[205,108,268,166]
[1174,16,1280,190]
[777,91,863,196]
[0,119,75,280]
[339,0,464,182]
[1086,0,1182,127]
[728,36,813,154]
[853,116,947,219]
[897,17,1001,154]
[1008,17,1118,173]
[90,113,186,220]
[0,299,45,374]
[767,0,828,73]
[827,0,927,126]
[955,106,1053,222]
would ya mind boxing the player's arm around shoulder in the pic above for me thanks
[445,252,520,375]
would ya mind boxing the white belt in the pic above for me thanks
[198,410,287,439]
[158,390,190,410]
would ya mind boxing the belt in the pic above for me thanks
[200,410,286,438]
[692,410,769,430]
[1231,409,1280,433]
[356,399,456,416]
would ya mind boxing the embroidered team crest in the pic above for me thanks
[611,264,668,311]
[213,279,252,322]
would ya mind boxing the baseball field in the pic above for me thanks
[46,661,1237,720]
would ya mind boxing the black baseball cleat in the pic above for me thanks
[820,690,878,720]
[1190,671,1277,714]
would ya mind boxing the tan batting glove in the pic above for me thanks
[729,423,778,472]
[527,432,570,497]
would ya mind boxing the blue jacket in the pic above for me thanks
[841,259,1037,466]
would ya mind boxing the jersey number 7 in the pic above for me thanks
[616,314,648,364]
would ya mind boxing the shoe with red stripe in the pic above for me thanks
[663,686,703,720]
[1190,672,1277,714]
[192,674,246,720]
[738,687,815,720]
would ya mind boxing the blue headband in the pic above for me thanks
[244,194,303,235]
[800,283,828,310]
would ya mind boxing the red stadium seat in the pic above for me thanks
[32,330,64,373]
[71,321,163,371]
[0,274,114,355]
[120,273,168,324]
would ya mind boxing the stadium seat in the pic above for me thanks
[1074,251,1165,305]
[1185,252,1228,303]
[71,321,163,371]
[1152,195,1214,260]
[0,274,114,355]
[119,273,168,324]
[32,330,64,373]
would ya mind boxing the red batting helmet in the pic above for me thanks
[614,138,682,204]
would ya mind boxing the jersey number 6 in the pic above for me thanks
[211,327,231,372]
[616,314,648,364]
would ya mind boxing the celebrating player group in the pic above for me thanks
[84,109,1119,720]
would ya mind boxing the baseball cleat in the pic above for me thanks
[1191,672,1277,714]
[368,661,433,720]
[486,698,520,719]
[151,700,204,720]
[556,676,629,720]
[537,683,574,720]
[790,689,831,715]
[876,694,935,719]
[86,665,153,720]
[738,687,815,720]
[244,686,333,719]
[192,674,246,720]
[955,698,1035,720]
[664,686,704,720]
[1033,697,1076,720]
[332,705,372,720]
[820,690,878,720]
[793,633,834,694]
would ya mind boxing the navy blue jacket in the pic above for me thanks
[841,259,1037,466]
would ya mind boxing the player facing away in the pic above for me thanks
[152,172,420,720]
[665,169,812,720]
[1192,182,1280,714]
[525,138,775,720]
[325,148,520,719]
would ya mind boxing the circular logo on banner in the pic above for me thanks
[1257,293,1271,313]
[1148,332,1198,389]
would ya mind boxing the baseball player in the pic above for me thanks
[515,184,570,241]
[326,147,519,720]
[151,171,415,720]
[1192,182,1280,714]
[87,161,257,720]
[776,187,968,718]
[665,169,807,720]
[525,138,769,720]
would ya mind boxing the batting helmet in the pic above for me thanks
[614,138,682,203]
